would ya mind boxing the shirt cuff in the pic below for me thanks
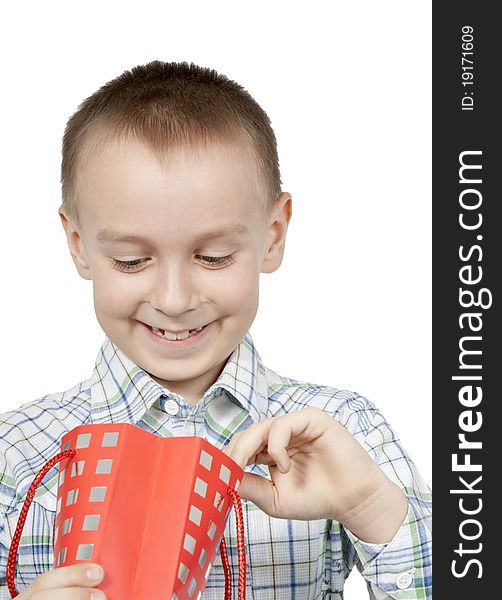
[343,499,432,598]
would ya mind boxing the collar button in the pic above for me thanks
[164,398,180,416]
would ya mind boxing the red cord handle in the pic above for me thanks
[7,449,76,598]
[6,450,246,599]
[222,488,246,600]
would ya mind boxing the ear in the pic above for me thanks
[58,205,92,280]
[261,192,293,274]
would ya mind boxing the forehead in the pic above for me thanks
[76,137,265,242]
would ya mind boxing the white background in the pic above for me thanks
[0,2,431,596]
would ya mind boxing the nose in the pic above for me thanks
[149,260,198,317]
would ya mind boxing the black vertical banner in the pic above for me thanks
[435,2,499,597]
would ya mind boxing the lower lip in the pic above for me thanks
[141,321,213,349]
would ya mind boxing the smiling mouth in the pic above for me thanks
[143,322,208,341]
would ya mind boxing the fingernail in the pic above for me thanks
[90,593,105,600]
[87,566,103,581]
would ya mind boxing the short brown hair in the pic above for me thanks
[60,60,283,226]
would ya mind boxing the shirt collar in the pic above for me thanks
[89,331,269,425]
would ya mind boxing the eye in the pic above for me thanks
[198,254,235,267]
[111,258,149,272]
[110,254,235,272]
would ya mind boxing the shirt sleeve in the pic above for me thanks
[335,394,432,599]
[0,513,9,600]
[0,440,52,599]
[1,443,18,600]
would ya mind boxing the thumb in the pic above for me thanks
[237,472,278,517]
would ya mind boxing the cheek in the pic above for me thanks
[92,255,260,316]
[213,260,259,310]
[92,272,141,316]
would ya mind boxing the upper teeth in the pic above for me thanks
[151,325,204,340]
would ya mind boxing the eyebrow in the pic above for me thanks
[95,222,250,244]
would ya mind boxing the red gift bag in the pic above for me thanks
[7,423,246,599]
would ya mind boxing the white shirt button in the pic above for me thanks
[164,398,180,416]
[395,569,414,589]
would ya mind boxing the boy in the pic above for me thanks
[0,60,431,599]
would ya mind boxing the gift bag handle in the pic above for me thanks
[222,488,246,600]
[7,450,76,598]
[7,450,246,600]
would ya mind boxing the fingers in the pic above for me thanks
[265,412,312,472]
[28,588,105,600]
[24,562,105,598]
[236,472,278,517]
[225,407,330,471]
[224,417,275,468]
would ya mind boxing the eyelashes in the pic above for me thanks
[111,254,235,272]
[111,258,145,271]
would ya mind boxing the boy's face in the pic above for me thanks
[59,136,291,407]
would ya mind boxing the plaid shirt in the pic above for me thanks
[0,332,432,599]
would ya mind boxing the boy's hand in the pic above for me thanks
[15,562,106,599]
[224,407,408,544]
